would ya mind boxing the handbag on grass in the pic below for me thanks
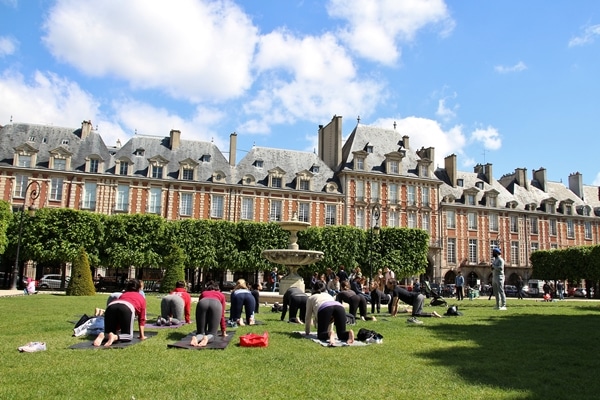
[240,332,269,347]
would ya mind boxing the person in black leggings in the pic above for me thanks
[281,286,308,323]
[305,281,354,345]
[336,281,374,321]
[191,281,227,347]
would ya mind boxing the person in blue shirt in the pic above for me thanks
[455,272,464,301]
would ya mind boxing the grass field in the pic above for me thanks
[2,293,599,400]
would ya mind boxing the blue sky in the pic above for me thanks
[1,0,600,185]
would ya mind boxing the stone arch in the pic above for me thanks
[506,272,521,286]
[466,271,479,288]
[444,270,456,286]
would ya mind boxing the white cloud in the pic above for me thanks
[568,24,600,47]
[0,70,100,127]
[245,30,385,133]
[436,95,458,121]
[326,0,454,65]
[42,0,258,102]
[372,116,466,167]
[470,126,501,150]
[0,36,17,57]
[494,61,527,74]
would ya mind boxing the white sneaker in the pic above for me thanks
[498,306,507,311]
[407,317,423,324]
[18,342,46,352]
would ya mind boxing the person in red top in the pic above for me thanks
[170,280,192,324]
[93,279,147,347]
[190,280,227,347]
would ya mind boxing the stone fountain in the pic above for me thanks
[262,213,324,293]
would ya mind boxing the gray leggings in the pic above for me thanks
[161,294,184,323]
[196,298,222,340]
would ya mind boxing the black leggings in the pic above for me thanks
[104,301,135,342]
[316,304,350,342]
[196,298,222,336]
[348,294,367,319]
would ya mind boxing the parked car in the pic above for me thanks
[572,288,587,298]
[221,281,236,291]
[37,274,69,289]
[504,285,518,297]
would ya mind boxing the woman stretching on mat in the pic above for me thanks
[93,279,147,347]
[191,280,228,347]
[305,280,354,346]
[229,279,256,326]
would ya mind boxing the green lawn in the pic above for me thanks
[2,294,599,400]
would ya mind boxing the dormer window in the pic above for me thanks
[467,193,476,206]
[419,164,429,177]
[200,154,211,163]
[134,148,145,157]
[151,165,163,178]
[85,154,103,174]
[366,145,373,154]
[13,143,39,168]
[296,170,314,191]
[356,157,364,170]
[119,161,129,176]
[62,139,69,145]
[565,204,572,215]
[54,159,66,171]
[243,174,256,186]
[271,177,282,188]
[28,136,35,142]
[89,159,99,173]
[49,147,72,171]
[389,160,399,174]
[18,155,32,167]
[212,170,226,183]
[178,158,198,181]
[268,167,286,189]
[476,181,484,190]
[311,165,320,173]
[148,156,168,179]
[488,196,497,207]
[457,179,464,187]
[182,168,194,180]
[255,160,264,169]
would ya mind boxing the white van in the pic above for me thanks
[527,279,545,296]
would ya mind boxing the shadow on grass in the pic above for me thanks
[421,308,600,398]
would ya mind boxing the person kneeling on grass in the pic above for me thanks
[386,279,442,324]
[93,279,147,347]
[305,281,354,346]
[191,280,227,347]
[281,286,308,324]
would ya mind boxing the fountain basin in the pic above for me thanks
[261,249,324,265]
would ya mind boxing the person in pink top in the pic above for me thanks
[169,280,192,324]
[93,279,147,347]
[190,280,227,347]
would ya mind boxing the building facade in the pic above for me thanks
[1,116,599,286]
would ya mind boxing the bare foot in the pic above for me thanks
[360,316,366,321]
[432,311,442,318]
[104,332,118,347]
[249,318,255,326]
[347,329,355,344]
[93,332,104,347]
[328,331,336,346]
[197,336,209,347]
[190,336,199,346]
[237,319,245,326]
[371,316,377,322]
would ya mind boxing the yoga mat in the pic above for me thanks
[69,331,157,350]
[293,331,369,347]
[145,321,190,329]
[167,331,236,350]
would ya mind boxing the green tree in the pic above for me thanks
[160,244,186,293]
[0,200,11,255]
[66,247,96,296]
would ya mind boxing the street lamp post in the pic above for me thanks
[369,203,381,286]
[10,180,41,290]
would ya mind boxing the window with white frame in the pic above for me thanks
[551,243,558,249]
[82,182,97,210]
[14,175,28,198]
[565,204,573,215]
[115,185,129,212]
[356,180,365,202]
[468,212,477,230]
[388,210,398,227]
[511,241,519,265]
[356,157,364,170]
[148,188,162,214]
[389,160,399,174]
[510,215,518,232]
[211,194,224,218]
[389,183,398,204]
[420,164,429,177]
[370,182,379,203]
[151,165,163,179]
[299,179,310,190]
[182,168,194,181]
[530,216,539,234]
[489,213,499,232]
[119,161,128,176]
[241,198,254,220]
[446,210,456,229]
[89,159,99,173]
[468,239,477,263]
[408,211,417,228]
[422,212,430,232]
[566,219,574,238]
[585,221,592,240]
[18,155,32,167]
[179,192,193,216]
[271,176,282,188]
[356,208,364,228]
[298,202,310,223]
[422,187,430,206]
[466,193,475,206]
[49,178,63,201]
[270,200,282,221]
[488,196,497,207]
[325,204,336,225]
[447,238,456,264]
[549,219,557,235]
[531,242,539,253]
[54,158,66,171]
[407,185,416,205]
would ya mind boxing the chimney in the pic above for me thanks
[229,132,237,166]
[569,172,583,199]
[484,163,493,184]
[318,115,343,170]
[169,129,181,150]
[81,120,92,139]
[402,135,410,149]
[445,154,457,187]
[533,168,547,192]
[515,168,528,189]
